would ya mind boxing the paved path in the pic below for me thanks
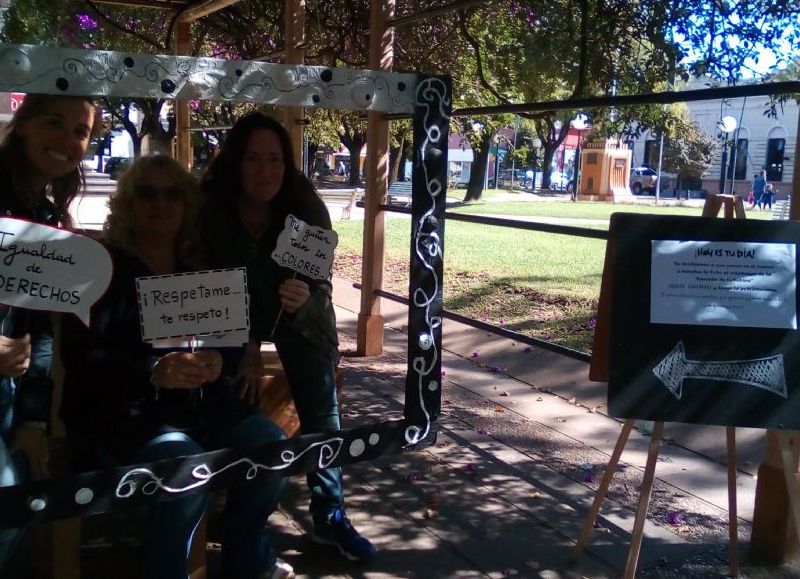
[256,279,791,578]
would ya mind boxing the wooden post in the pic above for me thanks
[571,419,634,560]
[623,421,665,579]
[283,0,305,166]
[174,20,192,168]
[752,112,800,562]
[751,430,800,562]
[357,0,394,356]
[727,426,740,577]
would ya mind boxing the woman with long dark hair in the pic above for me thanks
[0,93,97,573]
[60,155,294,579]
[200,112,375,562]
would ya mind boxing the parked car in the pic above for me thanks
[548,170,575,192]
[630,167,658,194]
[629,167,676,195]
[104,156,132,180]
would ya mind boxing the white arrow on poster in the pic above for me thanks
[270,214,338,280]
[136,268,249,343]
[0,217,112,327]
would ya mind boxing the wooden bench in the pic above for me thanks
[771,199,791,220]
[38,337,343,579]
[317,188,360,220]
[387,180,412,206]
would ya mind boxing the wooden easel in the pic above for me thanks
[572,194,784,578]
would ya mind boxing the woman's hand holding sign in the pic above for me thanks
[152,350,223,390]
[0,334,31,377]
[278,278,311,313]
[236,341,264,404]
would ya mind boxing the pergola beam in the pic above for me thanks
[388,0,485,28]
[178,0,240,21]
[91,0,239,21]
[92,0,190,9]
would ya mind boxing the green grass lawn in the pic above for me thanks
[332,195,773,352]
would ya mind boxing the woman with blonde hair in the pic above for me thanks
[60,155,294,579]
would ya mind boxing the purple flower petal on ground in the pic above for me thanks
[581,472,597,483]
[499,319,505,326]
[587,317,597,329]
[464,463,478,473]
[524,347,533,352]
[666,511,685,525]
[477,428,489,435]
[405,473,423,482]
[471,351,480,358]
[440,370,446,377]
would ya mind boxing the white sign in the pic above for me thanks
[136,268,249,342]
[0,217,112,327]
[270,215,338,280]
[650,240,797,329]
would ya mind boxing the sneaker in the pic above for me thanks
[261,558,295,579]
[311,507,376,562]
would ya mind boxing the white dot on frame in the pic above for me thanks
[368,433,380,445]
[349,439,366,457]
[75,487,94,505]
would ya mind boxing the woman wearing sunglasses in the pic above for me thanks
[60,155,294,579]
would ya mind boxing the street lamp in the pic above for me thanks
[510,116,519,189]
[570,115,589,200]
[717,115,737,194]
[492,133,501,190]
[530,137,542,190]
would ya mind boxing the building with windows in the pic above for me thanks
[628,80,797,198]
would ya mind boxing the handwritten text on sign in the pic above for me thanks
[0,217,112,326]
[136,268,249,342]
[271,215,338,280]
[651,240,797,329]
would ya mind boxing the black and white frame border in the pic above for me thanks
[0,44,452,527]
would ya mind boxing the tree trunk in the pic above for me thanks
[463,132,494,202]
[346,138,365,186]
[306,142,319,176]
[540,143,558,189]
[389,133,407,184]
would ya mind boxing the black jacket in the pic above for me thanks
[59,245,249,456]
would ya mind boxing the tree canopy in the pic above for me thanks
[3,0,797,192]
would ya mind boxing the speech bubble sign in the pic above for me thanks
[0,217,112,327]
[135,268,249,343]
[270,214,339,280]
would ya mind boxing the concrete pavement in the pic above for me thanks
[260,278,793,578]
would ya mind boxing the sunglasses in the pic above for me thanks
[134,185,184,201]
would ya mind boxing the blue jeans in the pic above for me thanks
[275,332,343,519]
[86,413,287,579]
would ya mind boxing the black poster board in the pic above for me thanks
[609,213,800,429]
